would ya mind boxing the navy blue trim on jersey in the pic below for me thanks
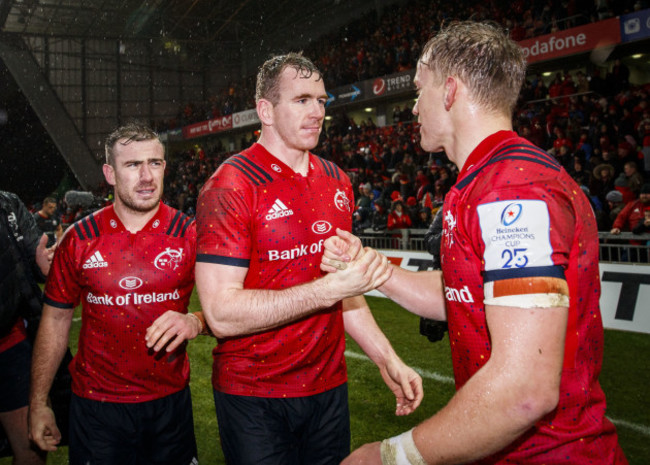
[456,143,560,191]
[496,144,560,166]
[180,217,193,237]
[73,222,86,240]
[167,211,182,236]
[483,265,566,283]
[167,211,192,238]
[225,154,273,186]
[80,218,92,239]
[196,253,250,267]
[88,213,100,237]
[316,156,341,180]
[43,295,75,309]
[73,214,100,240]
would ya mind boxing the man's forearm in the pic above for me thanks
[197,249,390,338]
[379,267,446,320]
[343,295,395,365]
[200,275,343,338]
[30,306,72,406]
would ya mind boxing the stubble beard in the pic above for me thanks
[116,185,161,214]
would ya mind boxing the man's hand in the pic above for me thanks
[28,404,61,452]
[321,228,364,273]
[380,356,424,416]
[610,227,621,235]
[323,246,391,298]
[145,311,201,352]
[35,234,55,276]
[341,442,382,465]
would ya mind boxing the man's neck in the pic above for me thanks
[257,136,310,176]
[113,201,160,233]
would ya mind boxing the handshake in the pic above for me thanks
[319,229,392,299]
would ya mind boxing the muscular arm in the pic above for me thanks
[377,266,446,321]
[28,304,73,451]
[411,304,566,464]
[344,303,567,464]
[195,249,391,338]
[343,295,423,415]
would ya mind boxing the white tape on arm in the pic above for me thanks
[380,428,427,465]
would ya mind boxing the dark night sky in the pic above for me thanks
[0,59,70,207]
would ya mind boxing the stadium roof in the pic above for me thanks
[0,0,404,64]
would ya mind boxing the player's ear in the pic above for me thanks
[103,163,116,186]
[444,76,457,111]
[257,98,274,126]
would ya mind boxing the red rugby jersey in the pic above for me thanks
[44,203,196,403]
[196,143,353,397]
[441,131,626,464]
[0,317,27,352]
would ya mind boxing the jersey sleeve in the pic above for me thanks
[196,164,253,268]
[43,229,82,309]
[473,186,573,308]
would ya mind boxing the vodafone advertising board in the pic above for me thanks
[518,17,620,64]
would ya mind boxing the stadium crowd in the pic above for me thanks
[155,72,650,240]
[35,0,650,244]
[154,0,646,131]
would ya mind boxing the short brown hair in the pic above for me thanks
[420,21,526,116]
[255,52,322,105]
[104,122,163,166]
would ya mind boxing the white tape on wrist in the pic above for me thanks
[380,428,427,465]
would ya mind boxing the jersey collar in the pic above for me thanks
[459,130,517,178]
[103,202,168,233]
[250,142,316,179]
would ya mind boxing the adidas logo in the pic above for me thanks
[265,199,294,221]
[82,251,108,269]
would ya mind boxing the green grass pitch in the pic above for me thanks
[5,294,648,464]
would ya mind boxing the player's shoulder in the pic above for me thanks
[206,149,275,190]
[158,203,195,239]
[64,206,109,242]
[461,140,560,196]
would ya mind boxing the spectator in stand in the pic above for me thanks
[605,190,626,231]
[352,207,371,234]
[387,200,412,230]
[621,160,645,196]
[611,183,650,235]
[355,182,373,210]
[412,207,432,229]
[616,140,637,170]
[632,206,650,237]
[613,172,636,205]
[436,165,454,194]
[570,153,591,187]
[405,196,419,224]
[590,163,616,205]
[370,199,389,231]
